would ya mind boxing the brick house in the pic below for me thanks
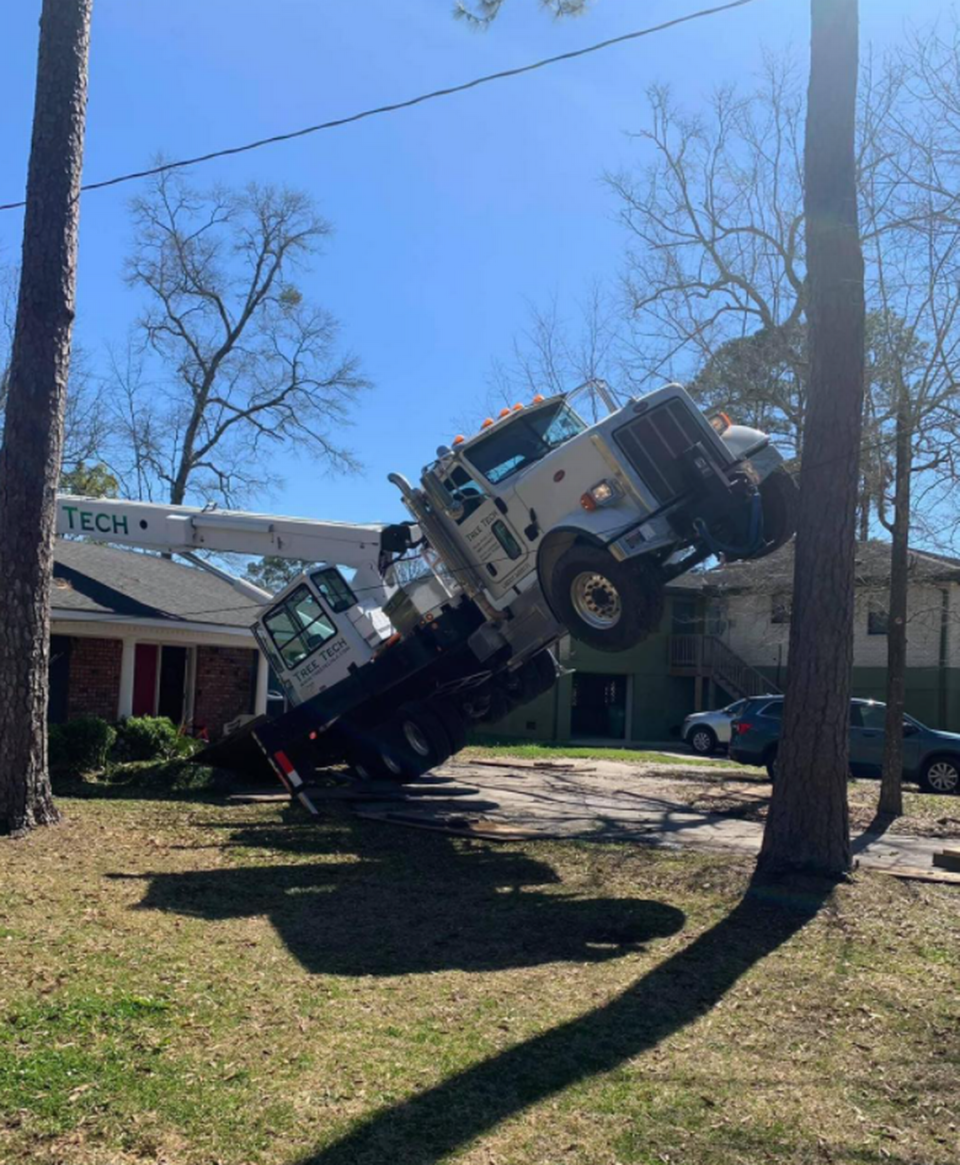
[50,541,268,738]
[489,540,960,744]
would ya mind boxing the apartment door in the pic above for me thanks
[571,673,628,740]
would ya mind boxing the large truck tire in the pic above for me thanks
[430,697,469,754]
[754,467,798,558]
[507,650,558,705]
[551,544,664,653]
[378,701,454,781]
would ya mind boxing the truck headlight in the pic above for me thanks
[580,479,622,511]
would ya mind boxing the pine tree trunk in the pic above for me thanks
[878,405,910,817]
[757,0,864,879]
[0,0,93,836]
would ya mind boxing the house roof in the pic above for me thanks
[52,540,264,628]
[670,539,960,595]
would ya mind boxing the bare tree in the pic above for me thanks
[857,37,960,816]
[119,171,368,506]
[0,0,93,836]
[483,285,626,425]
[758,0,864,878]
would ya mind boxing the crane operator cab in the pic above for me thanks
[253,566,389,707]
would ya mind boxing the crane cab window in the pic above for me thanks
[440,465,486,525]
[264,584,337,669]
[312,567,356,613]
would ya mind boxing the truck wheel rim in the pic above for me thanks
[571,571,622,629]
[691,730,711,753]
[403,720,431,758]
[927,761,959,792]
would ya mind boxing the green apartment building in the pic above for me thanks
[489,541,960,744]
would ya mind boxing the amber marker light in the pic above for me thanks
[453,435,465,445]
[499,407,511,419]
[481,418,494,429]
[513,403,524,411]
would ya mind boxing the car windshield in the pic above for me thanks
[723,700,746,714]
[465,402,586,484]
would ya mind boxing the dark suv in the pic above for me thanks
[729,696,960,795]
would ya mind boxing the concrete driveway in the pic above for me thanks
[345,756,956,875]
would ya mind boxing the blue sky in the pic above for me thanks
[0,0,944,527]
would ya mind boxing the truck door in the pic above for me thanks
[436,463,532,601]
[258,581,372,706]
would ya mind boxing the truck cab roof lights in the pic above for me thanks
[453,435,465,445]
[512,403,524,411]
[481,418,494,429]
[532,394,545,403]
[498,408,511,419]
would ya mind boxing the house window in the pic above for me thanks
[868,609,889,636]
[771,595,792,625]
[671,597,701,635]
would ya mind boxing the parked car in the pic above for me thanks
[681,698,754,755]
[729,696,960,794]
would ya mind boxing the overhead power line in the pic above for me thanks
[0,0,761,213]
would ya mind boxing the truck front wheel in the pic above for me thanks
[754,467,798,558]
[551,545,664,653]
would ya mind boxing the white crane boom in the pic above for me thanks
[55,495,395,595]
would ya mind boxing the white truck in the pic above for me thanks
[56,382,796,812]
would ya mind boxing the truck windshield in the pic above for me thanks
[465,402,586,484]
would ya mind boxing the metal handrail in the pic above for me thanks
[668,634,780,698]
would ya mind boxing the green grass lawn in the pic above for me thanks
[463,740,751,768]
[1,796,958,1165]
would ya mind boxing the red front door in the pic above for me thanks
[132,644,158,716]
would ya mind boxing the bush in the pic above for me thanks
[113,716,193,762]
[49,716,117,775]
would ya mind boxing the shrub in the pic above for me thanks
[48,715,117,774]
[114,716,189,762]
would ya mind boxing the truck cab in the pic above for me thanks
[414,384,795,654]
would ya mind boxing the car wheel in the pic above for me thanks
[687,726,717,756]
[920,757,960,795]
[764,748,779,782]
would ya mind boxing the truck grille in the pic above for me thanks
[612,400,712,505]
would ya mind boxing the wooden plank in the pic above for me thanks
[355,809,555,841]
[876,864,960,885]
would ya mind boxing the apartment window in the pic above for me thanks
[868,609,889,636]
[771,595,792,625]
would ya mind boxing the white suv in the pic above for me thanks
[682,700,749,755]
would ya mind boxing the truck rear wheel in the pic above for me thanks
[506,650,559,706]
[431,697,468,754]
[551,545,664,653]
[379,701,454,780]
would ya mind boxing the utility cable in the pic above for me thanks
[0,0,761,212]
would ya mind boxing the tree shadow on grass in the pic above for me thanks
[115,813,832,1163]
[114,813,686,977]
[292,874,832,1165]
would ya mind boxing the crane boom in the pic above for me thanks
[55,496,399,595]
